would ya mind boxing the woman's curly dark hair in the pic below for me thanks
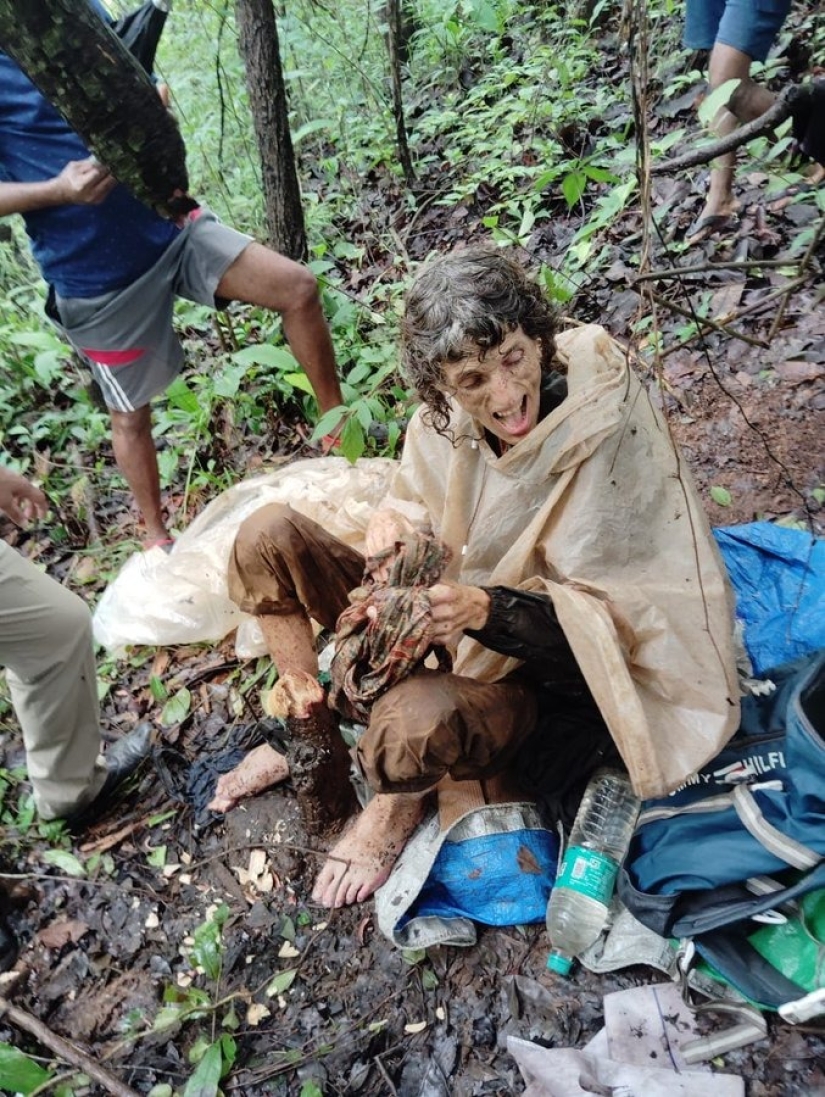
[401,246,560,434]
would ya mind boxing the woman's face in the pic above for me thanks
[439,326,542,446]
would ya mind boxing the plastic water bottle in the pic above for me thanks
[546,768,640,977]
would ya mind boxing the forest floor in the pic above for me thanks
[2,62,825,1097]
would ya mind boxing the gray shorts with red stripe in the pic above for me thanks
[54,207,251,412]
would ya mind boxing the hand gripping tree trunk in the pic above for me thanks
[0,0,192,219]
[234,0,306,260]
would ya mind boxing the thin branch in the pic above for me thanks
[659,274,811,358]
[0,997,141,1097]
[647,290,769,347]
[633,256,814,282]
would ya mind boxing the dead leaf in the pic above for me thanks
[356,915,373,945]
[247,1002,271,1026]
[37,919,89,949]
[151,651,171,679]
[774,361,825,385]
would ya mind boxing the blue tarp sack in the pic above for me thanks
[713,523,825,675]
[618,650,825,1010]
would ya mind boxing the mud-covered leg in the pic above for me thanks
[268,669,358,837]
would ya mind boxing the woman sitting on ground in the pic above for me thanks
[213,246,741,909]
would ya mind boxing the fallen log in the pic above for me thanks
[0,0,194,218]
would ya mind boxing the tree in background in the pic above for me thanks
[385,0,416,185]
[234,0,306,259]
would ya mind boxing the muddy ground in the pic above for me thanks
[2,73,825,1097]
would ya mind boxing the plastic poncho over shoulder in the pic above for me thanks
[381,324,740,799]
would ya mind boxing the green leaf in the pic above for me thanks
[283,371,315,396]
[812,487,825,505]
[188,1033,212,1065]
[401,947,427,965]
[310,406,348,443]
[160,687,192,727]
[231,344,297,370]
[146,844,167,868]
[42,849,85,877]
[152,1005,186,1031]
[698,79,741,127]
[421,967,440,990]
[148,809,178,826]
[220,1033,238,1071]
[213,362,250,399]
[561,170,587,209]
[165,378,201,415]
[340,417,365,463]
[149,675,168,703]
[710,485,732,507]
[299,1083,323,1097]
[182,1042,223,1097]
[191,915,226,982]
[280,915,296,943]
[0,1043,52,1094]
[266,968,298,996]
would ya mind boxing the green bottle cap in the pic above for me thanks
[546,950,573,976]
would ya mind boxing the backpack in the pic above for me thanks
[617,650,825,1017]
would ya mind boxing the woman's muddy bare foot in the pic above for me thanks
[311,793,425,909]
[271,669,357,837]
[207,743,289,813]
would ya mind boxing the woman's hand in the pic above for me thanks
[428,582,491,645]
[364,509,415,582]
[364,509,413,557]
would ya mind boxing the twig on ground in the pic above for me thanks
[0,996,141,1097]
[659,275,810,359]
[633,256,814,282]
[374,1051,399,1095]
[647,290,768,347]
[78,815,148,854]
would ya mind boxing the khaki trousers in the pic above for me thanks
[0,543,105,819]
[228,504,540,794]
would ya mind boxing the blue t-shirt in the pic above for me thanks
[0,4,179,298]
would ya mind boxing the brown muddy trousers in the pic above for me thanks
[228,503,540,795]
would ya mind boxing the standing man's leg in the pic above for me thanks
[689,43,755,235]
[109,404,168,544]
[215,243,344,416]
[684,0,792,241]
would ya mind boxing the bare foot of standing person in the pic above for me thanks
[311,793,426,909]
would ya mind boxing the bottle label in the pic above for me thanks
[555,846,619,905]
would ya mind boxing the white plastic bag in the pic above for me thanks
[93,456,397,657]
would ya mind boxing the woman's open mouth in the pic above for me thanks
[493,393,532,437]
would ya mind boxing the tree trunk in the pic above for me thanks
[386,0,416,186]
[0,0,191,219]
[234,0,306,260]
